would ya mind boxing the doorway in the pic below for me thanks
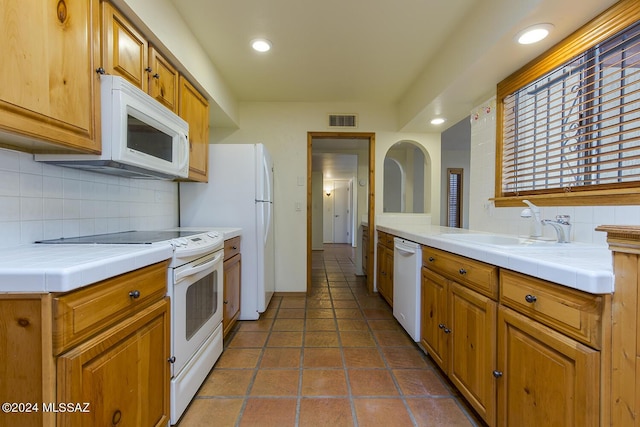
[307,132,375,294]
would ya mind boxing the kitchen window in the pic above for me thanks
[495,0,640,206]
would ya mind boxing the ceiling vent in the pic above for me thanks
[328,114,358,128]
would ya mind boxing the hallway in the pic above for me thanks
[178,244,481,426]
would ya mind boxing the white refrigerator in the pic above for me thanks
[179,143,275,320]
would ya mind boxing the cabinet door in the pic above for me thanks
[102,2,148,92]
[223,254,241,338]
[179,76,209,182]
[449,281,497,426]
[497,306,600,427]
[149,46,179,113]
[376,243,391,305]
[420,268,449,371]
[0,0,101,153]
[57,299,170,427]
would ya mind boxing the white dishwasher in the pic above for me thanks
[393,237,422,341]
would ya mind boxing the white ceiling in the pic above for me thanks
[170,0,618,132]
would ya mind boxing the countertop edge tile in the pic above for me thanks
[0,244,174,293]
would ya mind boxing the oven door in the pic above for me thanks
[171,249,224,376]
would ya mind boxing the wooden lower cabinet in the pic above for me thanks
[449,281,497,425]
[362,225,369,276]
[421,266,497,425]
[223,255,241,338]
[420,267,448,369]
[496,306,600,427]
[223,236,241,338]
[57,298,170,427]
[376,241,393,305]
[0,262,170,427]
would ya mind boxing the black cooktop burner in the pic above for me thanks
[36,230,210,244]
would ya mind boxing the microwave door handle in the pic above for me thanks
[179,133,190,172]
[175,252,223,284]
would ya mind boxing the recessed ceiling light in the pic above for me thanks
[516,24,554,45]
[431,118,446,125]
[251,38,272,52]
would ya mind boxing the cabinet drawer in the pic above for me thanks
[224,236,241,260]
[500,270,603,349]
[53,261,168,355]
[422,247,498,299]
[377,231,394,249]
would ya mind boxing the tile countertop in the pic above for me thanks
[0,243,174,293]
[376,224,614,294]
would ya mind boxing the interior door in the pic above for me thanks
[333,180,350,244]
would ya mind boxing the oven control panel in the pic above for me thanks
[170,231,224,267]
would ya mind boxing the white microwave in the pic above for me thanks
[36,75,190,179]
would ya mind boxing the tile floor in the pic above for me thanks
[177,244,482,427]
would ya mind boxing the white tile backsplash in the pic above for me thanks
[469,97,640,245]
[0,148,179,248]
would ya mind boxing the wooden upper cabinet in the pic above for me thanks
[149,46,179,113]
[0,0,101,154]
[179,76,209,182]
[101,1,148,92]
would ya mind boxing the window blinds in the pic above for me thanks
[501,21,640,196]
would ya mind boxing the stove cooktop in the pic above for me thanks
[36,230,211,245]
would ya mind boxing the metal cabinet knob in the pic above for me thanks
[168,356,176,364]
[129,290,141,299]
[152,73,160,79]
[459,268,467,275]
[438,323,445,329]
[493,370,503,378]
[145,67,152,72]
[428,257,435,262]
[224,300,229,304]
[443,327,452,334]
[95,67,106,75]
[525,294,537,303]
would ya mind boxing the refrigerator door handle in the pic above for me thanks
[262,154,272,203]
[264,201,272,246]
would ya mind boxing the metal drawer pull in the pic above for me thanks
[429,257,435,262]
[224,300,229,304]
[443,327,452,334]
[524,294,537,303]
[168,356,176,364]
[438,323,445,329]
[128,290,141,299]
[459,268,467,275]
[493,370,503,378]
[232,246,238,250]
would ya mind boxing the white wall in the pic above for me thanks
[217,102,441,293]
[0,148,178,249]
[468,97,640,246]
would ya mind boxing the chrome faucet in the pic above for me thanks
[541,215,572,243]
[520,200,542,238]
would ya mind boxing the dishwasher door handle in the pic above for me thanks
[395,244,417,255]
[393,240,420,255]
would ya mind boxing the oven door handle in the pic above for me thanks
[175,252,223,284]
